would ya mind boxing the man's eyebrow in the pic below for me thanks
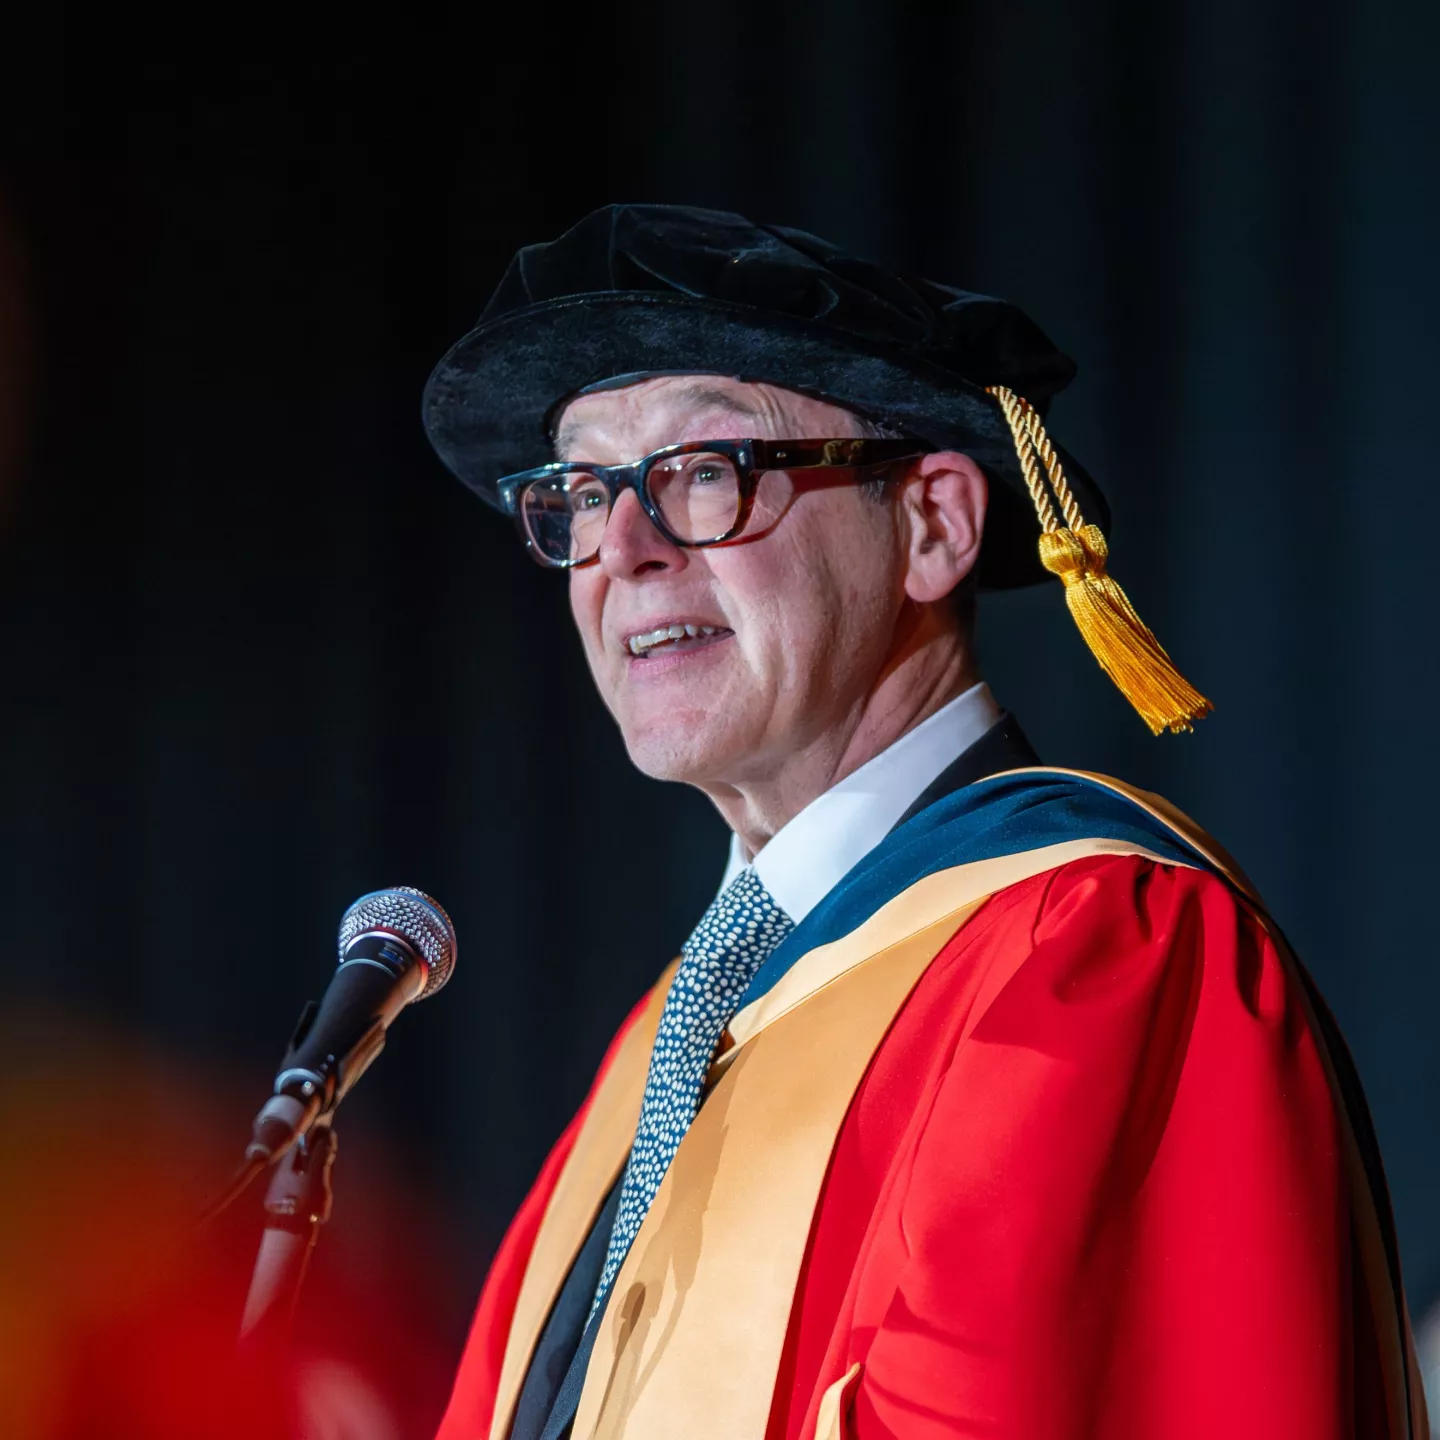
[552,384,763,459]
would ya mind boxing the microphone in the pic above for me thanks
[246,886,457,1166]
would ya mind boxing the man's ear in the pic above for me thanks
[897,450,987,604]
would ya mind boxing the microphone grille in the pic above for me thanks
[337,886,457,999]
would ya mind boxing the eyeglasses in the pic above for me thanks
[496,437,925,569]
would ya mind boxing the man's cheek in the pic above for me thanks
[569,612,609,691]
[568,573,597,629]
[568,585,604,665]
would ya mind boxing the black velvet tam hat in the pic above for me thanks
[421,203,1107,590]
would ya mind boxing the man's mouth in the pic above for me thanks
[624,622,732,658]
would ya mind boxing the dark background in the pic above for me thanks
[2,1,1438,1432]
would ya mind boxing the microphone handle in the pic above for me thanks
[247,951,419,1164]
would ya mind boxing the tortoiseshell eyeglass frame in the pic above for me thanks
[495,436,925,569]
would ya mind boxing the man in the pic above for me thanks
[423,205,1424,1439]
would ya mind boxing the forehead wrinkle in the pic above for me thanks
[552,376,861,461]
[554,379,767,460]
[664,382,763,420]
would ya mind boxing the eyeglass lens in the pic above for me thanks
[520,451,743,565]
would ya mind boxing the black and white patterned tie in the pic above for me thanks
[590,866,793,1319]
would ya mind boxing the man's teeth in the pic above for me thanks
[627,624,722,656]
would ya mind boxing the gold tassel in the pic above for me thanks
[985,385,1213,735]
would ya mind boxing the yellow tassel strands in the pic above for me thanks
[985,385,1213,735]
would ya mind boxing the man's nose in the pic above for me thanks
[597,487,684,578]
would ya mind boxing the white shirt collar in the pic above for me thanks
[716,681,1003,923]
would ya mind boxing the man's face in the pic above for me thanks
[558,376,913,790]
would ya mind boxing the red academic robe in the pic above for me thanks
[438,854,1407,1438]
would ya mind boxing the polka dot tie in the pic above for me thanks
[590,866,793,1320]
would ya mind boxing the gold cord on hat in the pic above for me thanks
[985,385,1213,735]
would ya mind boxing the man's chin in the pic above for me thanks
[621,724,747,788]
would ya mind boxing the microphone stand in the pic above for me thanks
[237,1118,339,1352]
